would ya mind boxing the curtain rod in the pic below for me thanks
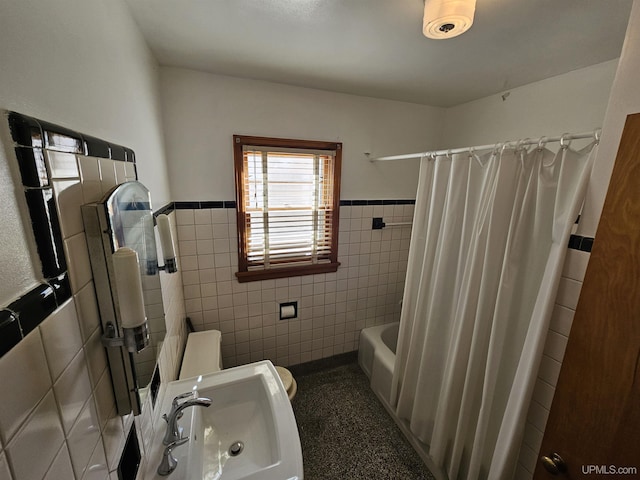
[371,129,601,162]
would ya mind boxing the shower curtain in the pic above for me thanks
[391,141,597,480]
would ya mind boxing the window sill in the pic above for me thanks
[235,262,340,283]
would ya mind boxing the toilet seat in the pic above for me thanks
[275,366,297,401]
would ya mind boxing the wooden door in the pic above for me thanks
[533,113,640,478]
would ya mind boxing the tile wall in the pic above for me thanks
[175,201,414,368]
[515,245,592,479]
[0,113,187,480]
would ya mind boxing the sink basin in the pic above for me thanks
[155,360,302,480]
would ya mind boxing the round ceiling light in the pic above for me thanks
[423,0,476,39]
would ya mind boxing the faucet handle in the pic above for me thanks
[162,392,195,424]
[172,391,194,408]
[157,436,189,476]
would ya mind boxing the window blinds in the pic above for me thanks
[242,146,336,270]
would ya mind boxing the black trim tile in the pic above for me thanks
[175,201,201,209]
[154,202,175,217]
[0,310,22,357]
[201,201,224,209]
[118,423,141,480]
[39,120,83,153]
[124,148,136,163]
[83,135,110,158]
[288,351,358,376]
[581,237,594,252]
[224,200,237,209]
[568,234,595,252]
[9,284,57,335]
[24,188,67,278]
[8,112,43,148]
[150,366,161,409]
[339,199,416,206]
[109,143,126,161]
[14,147,49,187]
[48,273,71,304]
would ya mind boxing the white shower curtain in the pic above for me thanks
[391,141,597,480]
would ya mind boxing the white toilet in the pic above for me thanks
[178,329,297,401]
[179,330,223,380]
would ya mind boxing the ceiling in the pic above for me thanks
[124,0,633,107]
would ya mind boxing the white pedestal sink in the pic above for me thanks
[146,361,303,480]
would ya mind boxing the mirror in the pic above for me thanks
[83,181,168,415]
[102,181,166,388]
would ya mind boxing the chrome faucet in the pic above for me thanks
[162,394,212,445]
[157,437,189,476]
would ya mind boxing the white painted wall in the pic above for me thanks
[441,60,618,149]
[0,0,170,305]
[159,67,444,201]
[580,0,640,236]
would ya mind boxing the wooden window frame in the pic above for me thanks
[233,135,342,283]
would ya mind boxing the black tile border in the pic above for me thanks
[568,234,595,252]
[118,422,141,480]
[8,112,136,163]
[0,311,22,357]
[172,199,414,209]
[339,199,416,206]
[288,350,358,377]
[2,111,138,359]
[154,202,175,218]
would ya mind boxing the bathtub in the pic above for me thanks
[359,322,445,479]
[358,322,399,404]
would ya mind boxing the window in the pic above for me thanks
[233,135,342,282]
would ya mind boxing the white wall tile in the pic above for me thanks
[0,329,52,444]
[5,392,64,480]
[549,304,574,337]
[543,330,569,363]
[0,451,11,480]
[78,157,100,183]
[53,349,92,434]
[53,179,84,239]
[176,209,194,225]
[43,444,75,480]
[101,414,125,472]
[562,249,590,282]
[98,159,117,194]
[67,397,101,479]
[74,281,102,343]
[85,328,108,389]
[64,232,93,293]
[555,277,582,310]
[82,439,109,480]
[46,151,79,179]
[40,299,83,382]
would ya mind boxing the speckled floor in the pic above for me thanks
[289,354,435,480]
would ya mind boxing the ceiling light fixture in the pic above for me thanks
[423,0,476,39]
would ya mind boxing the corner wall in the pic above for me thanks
[0,1,176,479]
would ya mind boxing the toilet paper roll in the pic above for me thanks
[280,305,296,319]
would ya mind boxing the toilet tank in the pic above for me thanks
[179,330,223,380]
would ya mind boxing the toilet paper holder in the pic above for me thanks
[279,301,298,320]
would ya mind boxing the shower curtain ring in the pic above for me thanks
[594,128,602,145]
[560,133,571,150]
[446,149,452,158]
[537,136,548,151]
